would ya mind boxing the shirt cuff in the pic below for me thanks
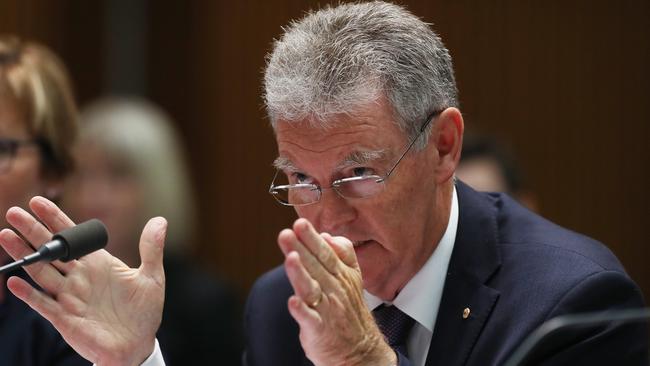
[92,339,165,366]
[140,339,166,366]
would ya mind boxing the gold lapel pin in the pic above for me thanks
[462,307,471,319]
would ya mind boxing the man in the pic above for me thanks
[244,2,648,365]
[0,2,646,366]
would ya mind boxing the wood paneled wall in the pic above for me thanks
[2,0,649,302]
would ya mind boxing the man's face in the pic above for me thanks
[274,99,450,300]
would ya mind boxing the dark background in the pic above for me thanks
[1,0,648,302]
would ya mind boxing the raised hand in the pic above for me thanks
[0,196,166,366]
[278,218,395,366]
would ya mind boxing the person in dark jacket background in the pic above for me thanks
[63,97,243,365]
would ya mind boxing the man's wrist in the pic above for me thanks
[139,339,165,366]
[119,338,157,366]
[92,339,162,366]
[345,334,396,366]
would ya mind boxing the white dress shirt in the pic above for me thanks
[364,186,458,366]
[140,340,165,366]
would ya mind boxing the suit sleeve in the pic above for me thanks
[244,267,309,366]
[530,270,649,365]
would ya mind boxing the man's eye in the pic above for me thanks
[292,173,312,184]
[352,167,373,177]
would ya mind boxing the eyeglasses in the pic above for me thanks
[0,138,39,174]
[268,110,442,206]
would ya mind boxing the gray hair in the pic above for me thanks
[264,1,458,148]
[78,97,196,250]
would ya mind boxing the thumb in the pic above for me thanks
[139,217,167,283]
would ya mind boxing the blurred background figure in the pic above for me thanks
[457,133,538,212]
[63,97,243,365]
[0,35,89,365]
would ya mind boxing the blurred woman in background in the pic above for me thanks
[64,97,243,365]
[0,35,89,365]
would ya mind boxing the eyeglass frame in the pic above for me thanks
[268,109,443,206]
[0,137,41,174]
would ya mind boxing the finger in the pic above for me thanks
[138,217,167,285]
[6,275,64,328]
[278,229,333,284]
[29,196,76,233]
[277,229,295,256]
[5,206,74,274]
[321,233,359,270]
[285,251,322,307]
[293,218,340,275]
[0,229,66,294]
[287,295,322,332]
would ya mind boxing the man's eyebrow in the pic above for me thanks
[335,149,387,170]
[273,157,298,171]
[273,150,387,172]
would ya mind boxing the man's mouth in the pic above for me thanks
[353,240,372,248]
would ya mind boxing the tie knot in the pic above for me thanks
[372,305,415,352]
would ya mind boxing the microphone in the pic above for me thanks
[0,219,108,274]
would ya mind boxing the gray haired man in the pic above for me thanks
[0,2,646,366]
[244,2,648,365]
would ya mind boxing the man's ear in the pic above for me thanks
[429,107,464,183]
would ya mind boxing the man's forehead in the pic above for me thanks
[272,97,397,135]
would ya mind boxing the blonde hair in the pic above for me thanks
[0,35,79,178]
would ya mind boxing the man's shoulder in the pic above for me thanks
[455,183,640,310]
[249,265,291,301]
[453,185,647,365]
[244,265,309,366]
[455,182,629,284]
[455,180,625,273]
[245,265,294,323]
[493,193,626,273]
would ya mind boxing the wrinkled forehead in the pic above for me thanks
[273,121,405,176]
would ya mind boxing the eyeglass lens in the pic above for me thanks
[271,175,385,205]
[0,140,17,172]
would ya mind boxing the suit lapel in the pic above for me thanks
[425,181,502,366]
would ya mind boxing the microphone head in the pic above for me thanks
[52,219,109,262]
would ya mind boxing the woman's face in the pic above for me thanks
[64,143,145,267]
[0,96,54,262]
[0,96,47,225]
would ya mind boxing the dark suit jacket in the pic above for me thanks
[244,181,648,365]
[0,269,90,366]
[157,254,243,366]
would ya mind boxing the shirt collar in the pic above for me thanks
[364,185,459,332]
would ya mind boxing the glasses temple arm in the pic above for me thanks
[382,110,440,180]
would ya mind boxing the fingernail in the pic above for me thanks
[153,217,167,228]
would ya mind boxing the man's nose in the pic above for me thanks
[312,188,357,234]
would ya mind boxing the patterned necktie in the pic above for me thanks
[372,304,415,357]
